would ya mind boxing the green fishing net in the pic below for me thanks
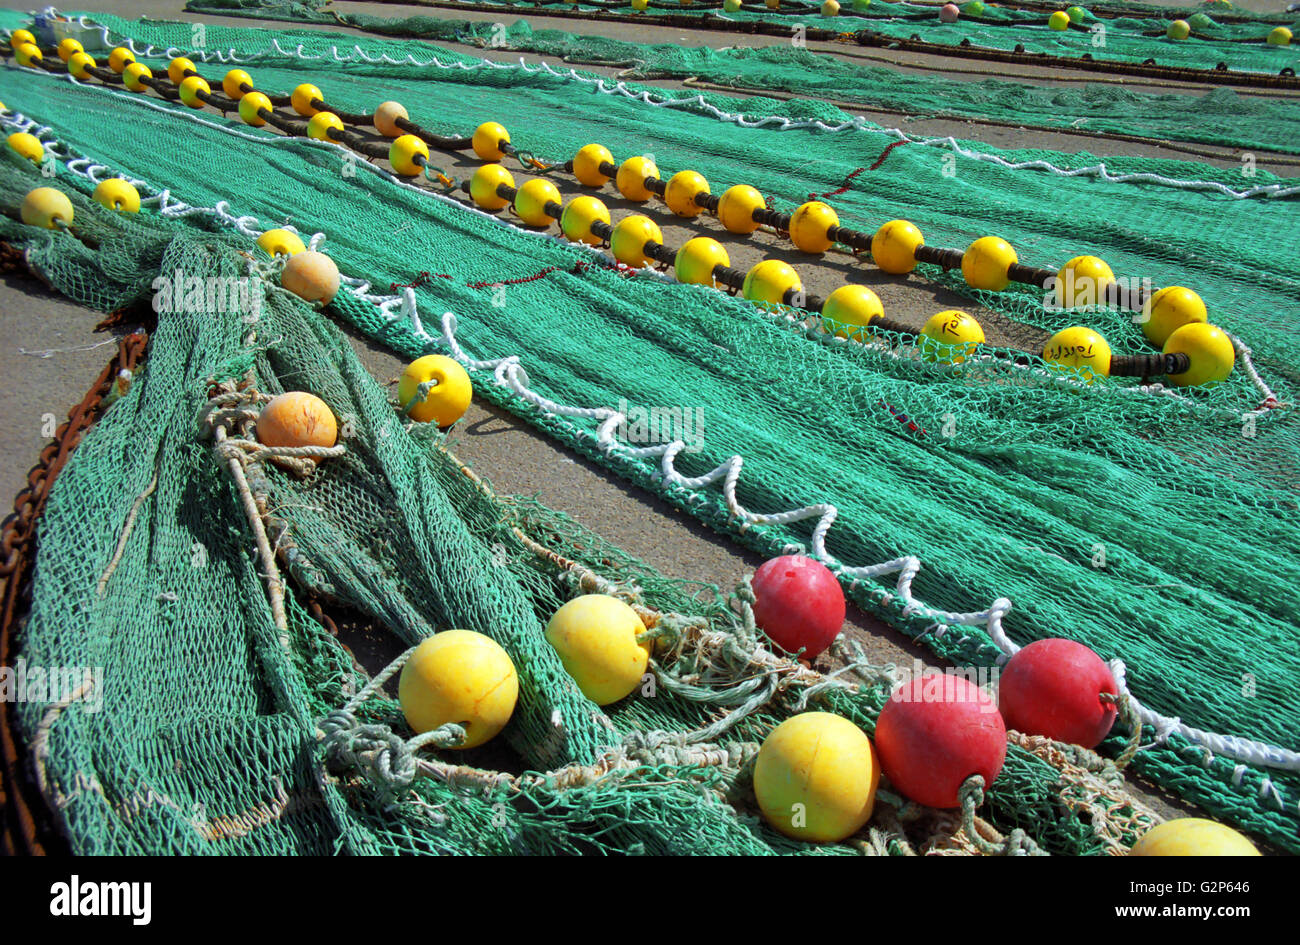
[0,9,1297,853]
[183,3,1300,156]
[189,0,1300,75]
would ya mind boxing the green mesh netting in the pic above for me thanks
[0,128,1167,858]
[2,11,1298,853]
[189,0,1300,74]
[182,3,1300,156]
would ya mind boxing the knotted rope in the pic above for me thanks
[959,775,1048,856]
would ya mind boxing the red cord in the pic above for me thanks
[806,141,909,200]
[388,271,451,292]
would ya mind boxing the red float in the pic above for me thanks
[998,638,1118,748]
[751,555,845,660]
[874,674,1007,808]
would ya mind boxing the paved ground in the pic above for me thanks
[5,0,1290,824]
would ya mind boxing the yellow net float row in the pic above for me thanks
[64,67,1212,362]
[1041,322,1235,387]
[573,149,1221,365]
[8,59,1232,389]
[9,177,144,222]
[554,142,1218,347]
[456,170,1230,386]
[65,58,442,184]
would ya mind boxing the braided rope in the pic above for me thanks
[958,775,1048,856]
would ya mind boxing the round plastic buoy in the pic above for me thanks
[1167,19,1191,40]
[717,184,764,234]
[13,43,41,68]
[57,38,83,62]
[560,195,611,246]
[93,178,140,213]
[664,170,710,217]
[1141,285,1207,348]
[674,237,729,287]
[1164,323,1235,387]
[514,177,562,227]
[961,236,1017,291]
[373,101,408,137]
[754,713,879,842]
[634,0,651,9]
[1065,4,1086,22]
[281,251,340,305]
[398,630,518,749]
[963,0,985,13]
[307,112,343,142]
[472,121,510,161]
[238,91,272,126]
[871,219,924,274]
[1267,26,1292,46]
[751,555,845,660]
[123,62,152,93]
[256,392,338,460]
[615,155,659,202]
[822,0,841,14]
[21,188,74,229]
[470,164,515,211]
[742,260,802,306]
[1048,11,1070,30]
[9,29,35,48]
[998,639,1117,748]
[109,47,136,74]
[1130,819,1260,856]
[1042,325,1112,381]
[222,68,252,99]
[388,134,429,176]
[1055,255,1115,309]
[290,83,322,117]
[545,595,650,706]
[573,143,615,187]
[168,57,196,85]
[178,75,210,108]
[853,0,871,9]
[1188,12,1213,29]
[256,228,306,258]
[874,674,1007,808]
[397,354,473,426]
[7,131,44,165]
[940,3,959,22]
[610,214,663,268]
[67,52,96,81]
[788,201,839,254]
[919,309,985,364]
[821,284,883,339]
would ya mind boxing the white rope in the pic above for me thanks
[61,9,1300,200]
[5,87,1296,779]
[1108,660,1300,778]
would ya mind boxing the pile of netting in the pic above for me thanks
[0,129,1172,855]
[185,2,1300,156]
[189,0,1300,74]
[1,9,1298,852]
